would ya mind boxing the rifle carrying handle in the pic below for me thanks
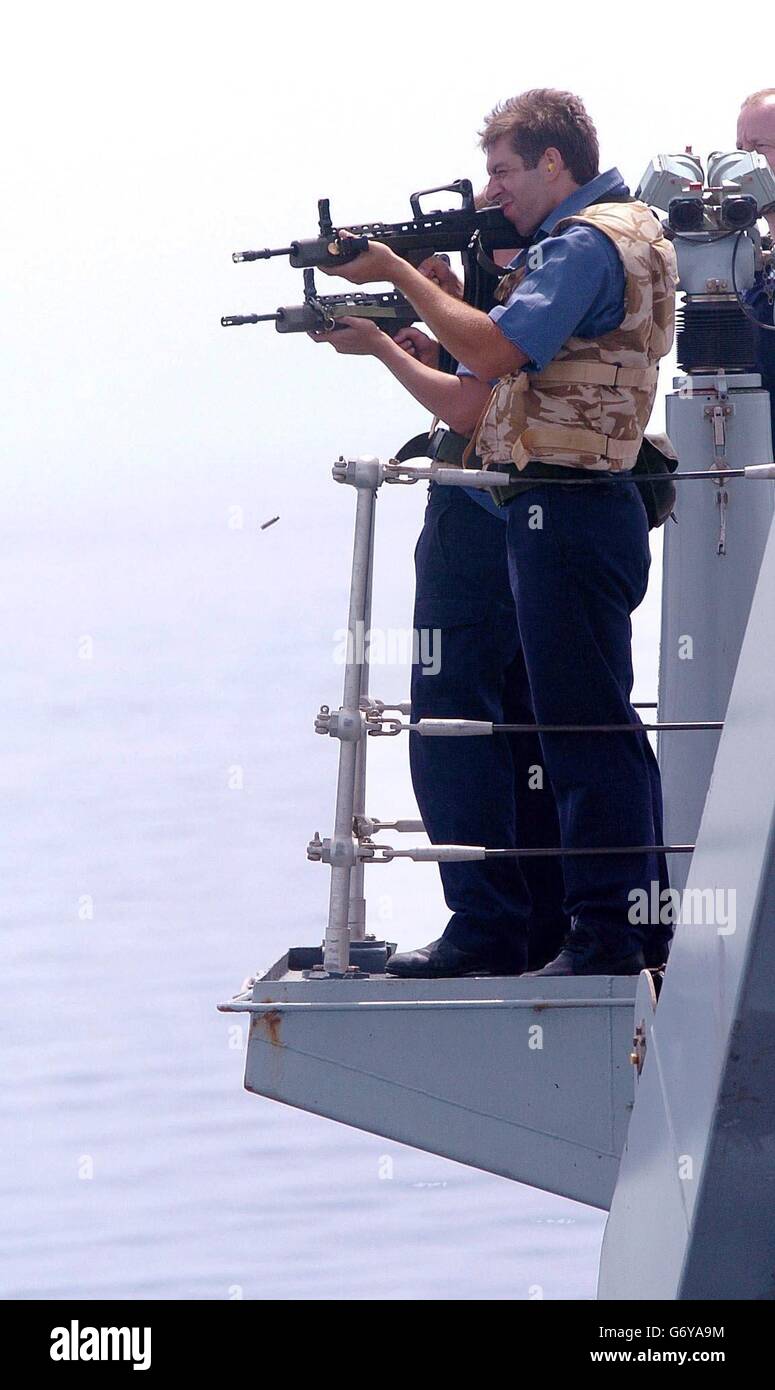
[409,179,475,220]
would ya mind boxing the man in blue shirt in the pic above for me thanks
[737,89,775,446]
[462,171,627,375]
[313,89,672,977]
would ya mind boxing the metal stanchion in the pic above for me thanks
[321,458,382,975]
[347,479,377,946]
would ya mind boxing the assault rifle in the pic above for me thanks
[226,179,523,369]
[222,269,419,337]
[231,180,523,269]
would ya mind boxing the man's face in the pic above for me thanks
[737,96,775,170]
[483,136,553,236]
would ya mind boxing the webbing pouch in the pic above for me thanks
[631,434,679,529]
[394,427,469,466]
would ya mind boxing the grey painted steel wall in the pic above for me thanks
[238,973,637,1210]
[598,513,775,1299]
[658,380,773,893]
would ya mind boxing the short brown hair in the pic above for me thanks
[480,88,600,186]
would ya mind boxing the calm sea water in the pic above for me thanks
[0,498,634,1301]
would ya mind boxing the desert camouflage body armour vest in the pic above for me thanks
[474,201,678,472]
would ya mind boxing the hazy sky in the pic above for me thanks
[3,2,769,789]
[4,2,769,526]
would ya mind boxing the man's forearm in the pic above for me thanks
[389,261,527,379]
[374,337,491,435]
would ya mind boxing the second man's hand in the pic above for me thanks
[308,320,441,370]
[393,326,440,368]
[416,254,464,298]
[307,316,386,355]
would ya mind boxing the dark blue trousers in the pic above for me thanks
[505,477,669,957]
[410,484,567,971]
[748,280,775,442]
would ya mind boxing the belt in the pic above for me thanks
[486,458,616,507]
[394,429,614,505]
[395,429,599,500]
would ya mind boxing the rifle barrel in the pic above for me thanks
[221,313,279,326]
[232,247,293,263]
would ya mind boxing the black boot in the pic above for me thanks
[386,937,525,979]
[524,924,645,978]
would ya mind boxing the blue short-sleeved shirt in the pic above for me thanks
[458,168,629,517]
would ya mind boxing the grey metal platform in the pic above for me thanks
[221,971,638,1211]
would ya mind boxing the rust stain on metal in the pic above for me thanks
[256,1005,283,1047]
